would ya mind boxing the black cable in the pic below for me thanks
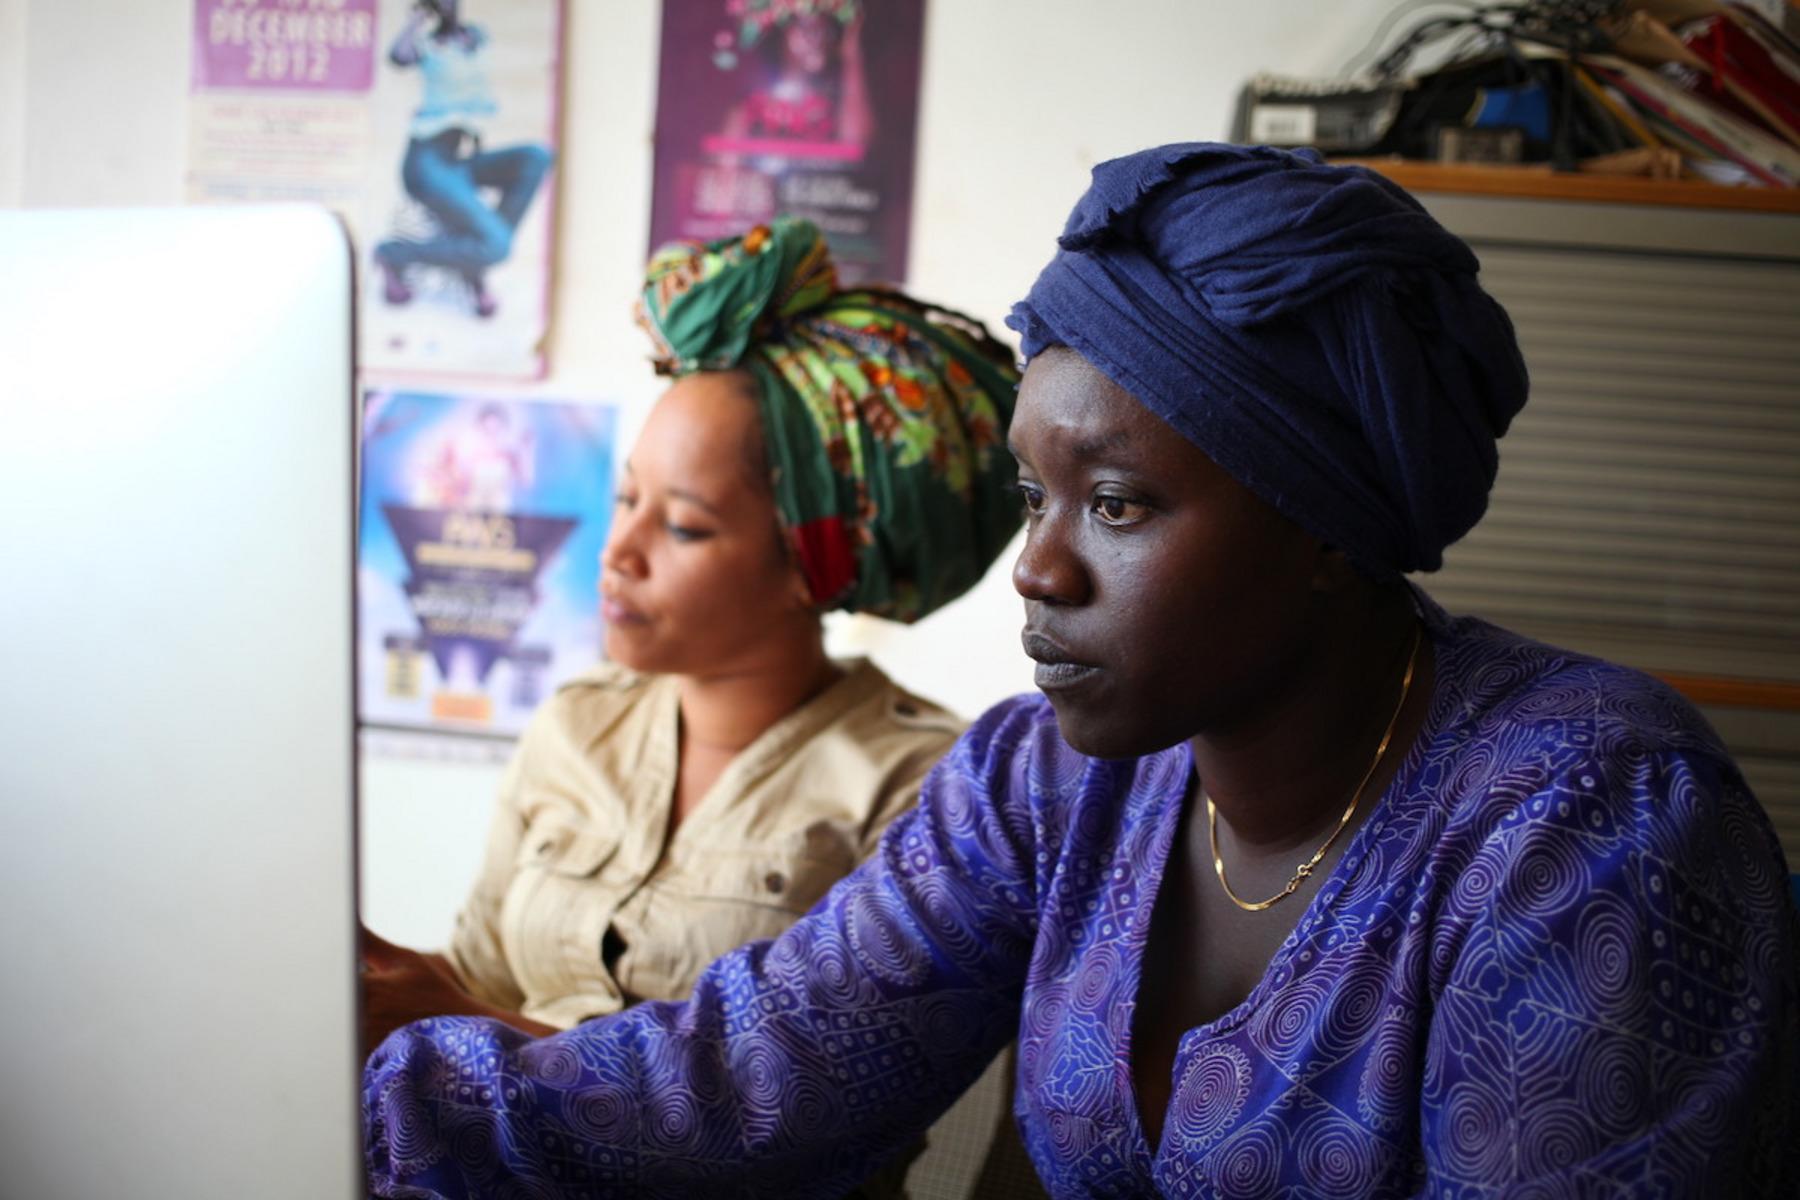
[1365,0,1621,81]
[1340,0,1483,79]
[1372,6,1533,80]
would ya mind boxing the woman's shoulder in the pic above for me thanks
[840,659,966,739]
[788,662,965,773]
[523,661,664,736]
[1408,599,1772,865]
[1427,600,1730,764]
[553,659,657,697]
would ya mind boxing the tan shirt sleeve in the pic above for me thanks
[441,741,533,1014]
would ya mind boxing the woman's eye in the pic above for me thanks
[1016,482,1046,516]
[667,523,712,543]
[614,492,637,510]
[1093,494,1147,525]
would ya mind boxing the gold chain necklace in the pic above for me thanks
[1207,624,1422,913]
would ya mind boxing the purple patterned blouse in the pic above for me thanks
[366,598,1799,1197]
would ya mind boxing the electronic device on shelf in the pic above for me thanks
[1231,73,1413,153]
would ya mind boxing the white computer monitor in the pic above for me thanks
[0,205,362,1198]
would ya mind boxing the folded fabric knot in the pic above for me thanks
[636,216,1021,621]
[1009,142,1529,578]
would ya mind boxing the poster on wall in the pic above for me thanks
[357,389,616,738]
[186,0,563,379]
[648,0,926,286]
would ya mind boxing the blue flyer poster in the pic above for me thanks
[357,388,615,737]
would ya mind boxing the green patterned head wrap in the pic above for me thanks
[635,216,1021,623]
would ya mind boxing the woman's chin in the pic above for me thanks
[1045,697,1182,762]
[600,631,652,673]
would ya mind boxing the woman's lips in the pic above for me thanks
[1034,659,1101,691]
[599,592,644,625]
[1022,631,1099,692]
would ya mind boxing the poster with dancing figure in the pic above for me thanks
[357,390,616,738]
[649,0,925,286]
[188,0,563,379]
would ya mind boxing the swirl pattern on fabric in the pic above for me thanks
[1007,142,1530,578]
[635,216,1021,621]
[366,591,1798,1198]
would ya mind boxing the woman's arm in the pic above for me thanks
[365,698,1052,1200]
[386,3,432,68]
[1417,744,1798,1192]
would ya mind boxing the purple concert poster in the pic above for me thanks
[648,0,926,286]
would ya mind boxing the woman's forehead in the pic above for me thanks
[628,378,763,489]
[1014,348,1178,457]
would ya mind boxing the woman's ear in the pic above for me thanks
[772,525,818,611]
[790,563,817,609]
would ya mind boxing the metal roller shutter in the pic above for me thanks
[1403,193,1800,864]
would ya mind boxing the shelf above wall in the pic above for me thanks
[1337,158,1800,214]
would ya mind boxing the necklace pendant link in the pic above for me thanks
[1207,624,1422,914]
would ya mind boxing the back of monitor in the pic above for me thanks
[0,205,362,1198]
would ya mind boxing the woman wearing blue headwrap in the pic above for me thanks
[365,145,1796,1199]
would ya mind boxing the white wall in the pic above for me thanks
[2,0,1405,946]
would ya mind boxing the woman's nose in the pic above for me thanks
[1011,513,1088,606]
[600,511,645,577]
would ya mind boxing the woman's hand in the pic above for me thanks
[359,927,556,1058]
[360,928,470,1057]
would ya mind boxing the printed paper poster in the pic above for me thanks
[187,0,563,379]
[649,0,926,286]
[357,389,615,737]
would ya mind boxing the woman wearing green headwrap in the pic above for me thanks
[360,217,1021,1197]
[636,215,1022,623]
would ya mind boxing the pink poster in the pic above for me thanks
[187,0,564,380]
[649,0,926,286]
[192,0,379,91]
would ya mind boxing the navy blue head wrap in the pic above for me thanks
[1007,142,1529,578]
